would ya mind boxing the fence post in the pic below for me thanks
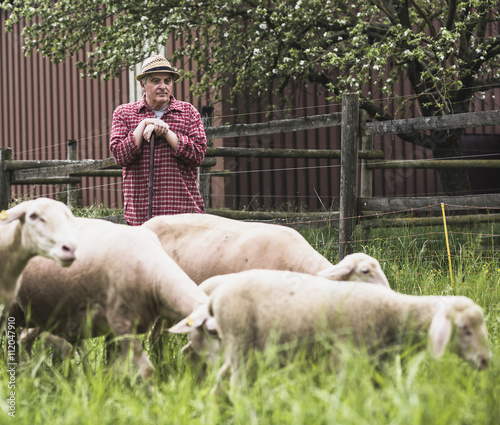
[0,148,12,210]
[360,110,373,198]
[338,92,360,260]
[200,106,214,208]
[67,139,79,208]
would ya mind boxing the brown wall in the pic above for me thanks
[218,89,344,212]
[219,74,500,212]
[1,13,128,208]
[2,12,500,212]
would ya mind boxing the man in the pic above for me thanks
[110,55,207,225]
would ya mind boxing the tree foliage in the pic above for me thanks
[3,0,500,193]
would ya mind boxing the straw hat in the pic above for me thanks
[136,55,181,82]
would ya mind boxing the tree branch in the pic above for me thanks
[410,0,437,36]
[359,99,391,121]
[445,0,458,30]
[393,0,411,28]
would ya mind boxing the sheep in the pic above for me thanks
[143,213,390,358]
[142,213,390,287]
[0,198,78,313]
[167,251,392,366]
[10,217,209,379]
[170,270,491,387]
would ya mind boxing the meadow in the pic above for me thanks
[0,208,498,424]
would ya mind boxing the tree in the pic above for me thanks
[3,0,500,194]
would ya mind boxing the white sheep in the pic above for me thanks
[0,198,78,312]
[166,251,392,368]
[142,213,390,287]
[11,217,209,379]
[170,270,491,387]
[143,213,390,360]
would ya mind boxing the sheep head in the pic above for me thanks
[429,297,490,370]
[317,253,391,288]
[169,303,221,365]
[1,198,78,267]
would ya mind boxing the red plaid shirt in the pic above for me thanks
[110,95,207,225]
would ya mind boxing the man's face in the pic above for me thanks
[141,73,174,110]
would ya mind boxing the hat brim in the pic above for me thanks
[136,67,181,82]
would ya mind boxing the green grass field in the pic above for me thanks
[0,214,498,424]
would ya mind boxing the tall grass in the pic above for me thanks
[0,213,498,424]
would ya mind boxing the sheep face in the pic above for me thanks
[10,198,78,266]
[429,299,490,370]
[169,304,221,364]
[181,323,221,366]
[317,253,390,288]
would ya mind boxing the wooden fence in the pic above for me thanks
[1,93,500,260]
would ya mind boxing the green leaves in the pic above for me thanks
[2,0,500,116]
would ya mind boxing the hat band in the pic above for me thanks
[143,66,177,74]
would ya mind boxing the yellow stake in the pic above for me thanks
[441,203,454,285]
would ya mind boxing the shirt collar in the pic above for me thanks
[137,94,181,114]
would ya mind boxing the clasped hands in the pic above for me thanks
[143,118,169,142]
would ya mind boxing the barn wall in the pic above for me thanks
[2,12,500,212]
[1,13,128,208]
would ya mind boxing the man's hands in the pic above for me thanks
[143,119,169,142]
[133,118,179,151]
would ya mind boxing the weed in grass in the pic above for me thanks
[70,203,123,221]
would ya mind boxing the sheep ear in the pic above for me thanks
[169,304,210,334]
[317,261,353,280]
[429,311,453,358]
[0,201,32,224]
[180,341,193,355]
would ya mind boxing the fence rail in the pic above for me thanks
[362,109,500,136]
[2,92,500,260]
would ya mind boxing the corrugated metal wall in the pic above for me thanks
[0,16,215,211]
[219,87,344,212]
[1,14,128,208]
[2,12,500,212]
[220,80,500,211]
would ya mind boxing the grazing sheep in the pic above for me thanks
[142,213,390,361]
[143,213,390,357]
[142,213,390,287]
[0,198,78,312]
[197,252,388,297]
[167,251,392,367]
[11,217,209,379]
[170,270,491,386]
